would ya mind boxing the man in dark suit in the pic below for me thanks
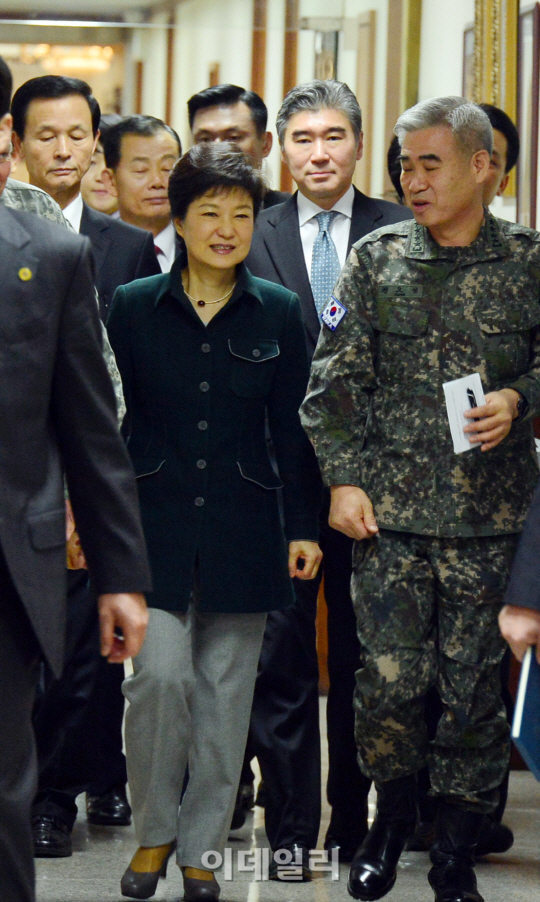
[101,115,182,273]
[11,75,160,320]
[10,75,160,853]
[188,83,290,210]
[80,201,160,320]
[500,481,540,658]
[0,65,151,902]
[245,79,412,872]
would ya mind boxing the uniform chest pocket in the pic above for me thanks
[374,301,430,385]
[229,339,280,397]
[477,305,540,381]
[376,300,429,336]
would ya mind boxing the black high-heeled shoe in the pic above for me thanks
[182,870,220,902]
[121,840,176,899]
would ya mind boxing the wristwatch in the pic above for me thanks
[515,391,528,421]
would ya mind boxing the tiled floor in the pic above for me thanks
[36,700,540,902]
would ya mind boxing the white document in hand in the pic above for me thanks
[442,372,486,454]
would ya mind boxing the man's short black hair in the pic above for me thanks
[97,113,123,146]
[169,142,264,221]
[187,84,268,136]
[387,134,404,202]
[0,56,12,119]
[11,75,100,138]
[478,103,520,173]
[102,115,181,170]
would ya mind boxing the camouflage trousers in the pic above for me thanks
[351,529,518,813]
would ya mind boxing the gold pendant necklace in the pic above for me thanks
[184,282,236,307]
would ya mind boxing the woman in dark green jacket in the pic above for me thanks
[110,144,322,902]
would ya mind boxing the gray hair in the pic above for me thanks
[276,79,362,146]
[394,96,493,157]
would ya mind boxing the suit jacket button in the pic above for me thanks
[201,343,211,353]
[198,420,208,430]
[252,349,261,358]
[199,381,210,392]
[195,497,205,507]
[197,460,207,469]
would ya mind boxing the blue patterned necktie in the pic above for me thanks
[310,211,342,317]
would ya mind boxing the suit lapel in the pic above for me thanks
[0,206,40,331]
[348,187,386,250]
[0,203,32,250]
[262,196,320,349]
[80,203,110,279]
[0,205,38,282]
[254,189,390,351]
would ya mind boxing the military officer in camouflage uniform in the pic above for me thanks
[301,97,540,902]
[2,176,68,225]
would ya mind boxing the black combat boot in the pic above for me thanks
[428,802,486,902]
[347,773,417,901]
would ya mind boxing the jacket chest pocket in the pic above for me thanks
[228,339,280,397]
[476,304,540,382]
[374,300,429,384]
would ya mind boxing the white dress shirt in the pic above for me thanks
[297,184,355,278]
[153,221,177,273]
[62,193,84,233]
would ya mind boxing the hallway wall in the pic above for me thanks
[139,0,531,218]
[297,0,392,199]
[143,0,396,196]
[418,0,474,100]
[418,0,517,222]
[172,0,254,142]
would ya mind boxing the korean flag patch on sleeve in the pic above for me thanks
[321,296,348,331]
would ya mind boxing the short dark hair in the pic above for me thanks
[97,113,123,146]
[168,142,264,221]
[276,80,362,145]
[0,56,12,119]
[187,84,268,136]
[11,75,100,138]
[387,134,404,202]
[102,114,181,170]
[478,103,520,173]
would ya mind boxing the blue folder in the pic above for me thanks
[511,646,540,782]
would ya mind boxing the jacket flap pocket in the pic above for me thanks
[478,305,540,334]
[237,461,283,490]
[376,301,429,336]
[228,339,280,362]
[29,509,66,550]
[131,458,166,479]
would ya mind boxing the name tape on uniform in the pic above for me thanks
[321,296,348,331]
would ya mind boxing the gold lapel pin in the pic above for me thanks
[18,267,33,282]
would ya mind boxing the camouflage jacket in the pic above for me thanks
[1,177,69,227]
[1,178,125,424]
[301,212,540,537]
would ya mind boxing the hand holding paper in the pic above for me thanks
[443,374,486,454]
[464,388,520,452]
[443,373,519,453]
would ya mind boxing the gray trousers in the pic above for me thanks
[123,606,266,869]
